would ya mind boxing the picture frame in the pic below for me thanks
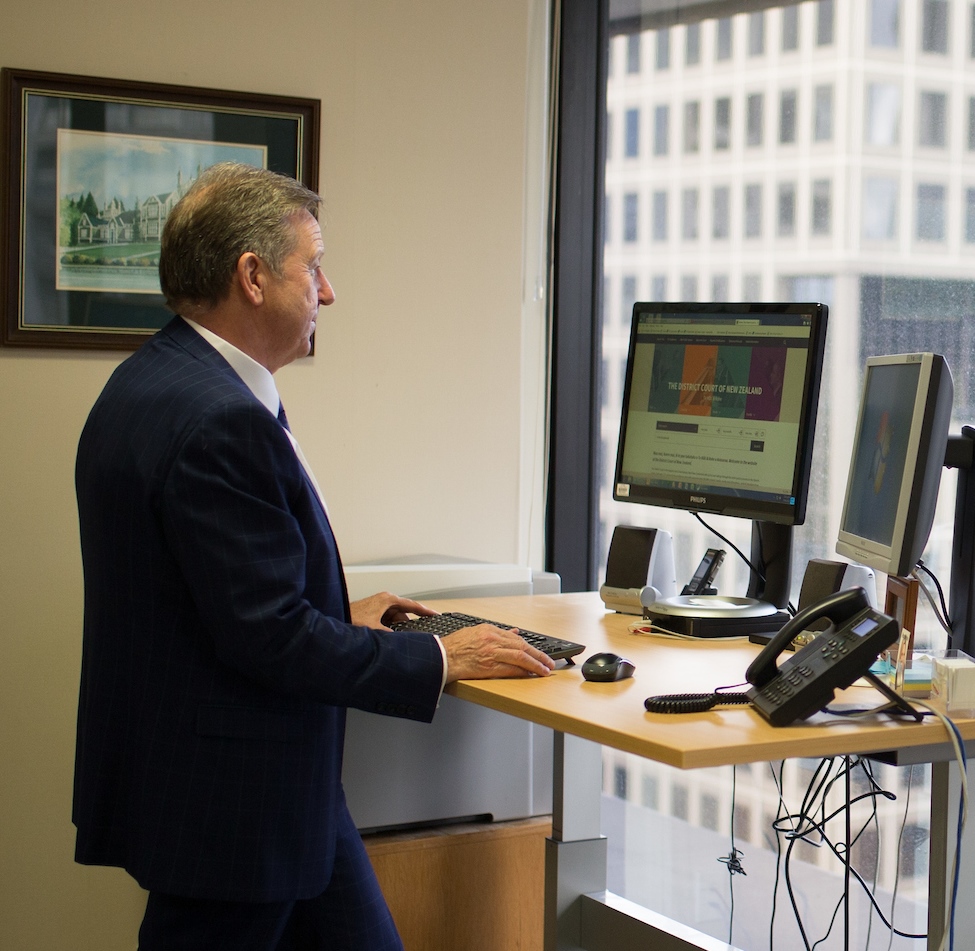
[884,573,920,654]
[1,68,320,350]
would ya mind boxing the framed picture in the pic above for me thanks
[1,68,320,350]
[884,573,920,654]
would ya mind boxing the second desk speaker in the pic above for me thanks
[599,525,678,615]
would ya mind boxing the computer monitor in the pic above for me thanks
[835,353,953,578]
[613,301,828,607]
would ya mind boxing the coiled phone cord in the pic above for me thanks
[644,691,752,714]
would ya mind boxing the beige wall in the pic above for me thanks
[0,1,547,947]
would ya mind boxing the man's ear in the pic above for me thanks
[236,252,266,305]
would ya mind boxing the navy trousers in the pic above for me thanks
[138,809,403,951]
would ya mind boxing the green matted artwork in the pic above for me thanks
[1,67,319,350]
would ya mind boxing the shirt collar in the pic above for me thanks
[182,316,280,417]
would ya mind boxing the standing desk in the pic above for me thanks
[435,592,975,951]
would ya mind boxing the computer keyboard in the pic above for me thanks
[391,612,586,663]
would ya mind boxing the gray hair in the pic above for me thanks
[158,162,321,314]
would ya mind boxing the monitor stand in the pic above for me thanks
[642,519,793,638]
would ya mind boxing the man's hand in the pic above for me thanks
[350,591,438,630]
[442,624,556,682]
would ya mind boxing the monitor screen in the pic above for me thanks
[835,353,953,578]
[613,302,828,526]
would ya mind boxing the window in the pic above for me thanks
[812,178,832,234]
[711,274,729,301]
[965,188,975,242]
[650,274,667,299]
[679,274,698,299]
[742,273,761,300]
[922,0,949,54]
[681,187,699,240]
[969,98,975,150]
[683,101,700,153]
[780,90,797,143]
[623,191,639,242]
[782,5,799,50]
[712,185,730,238]
[778,181,796,236]
[626,33,641,73]
[716,17,733,60]
[656,27,671,69]
[814,85,834,141]
[652,190,668,241]
[744,183,762,237]
[714,97,731,149]
[866,82,901,146]
[748,11,765,56]
[863,176,899,239]
[625,107,640,157]
[653,104,670,155]
[817,0,835,45]
[747,93,764,146]
[870,0,900,47]
[919,91,948,147]
[686,22,701,65]
[917,183,946,240]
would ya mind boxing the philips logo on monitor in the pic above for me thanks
[690,495,707,505]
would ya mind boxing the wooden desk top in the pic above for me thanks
[438,592,975,770]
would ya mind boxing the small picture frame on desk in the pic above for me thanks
[1,67,320,350]
[884,574,920,654]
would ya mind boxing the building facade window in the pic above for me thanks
[684,101,700,153]
[748,11,765,56]
[917,183,946,240]
[623,191,639,242]
[711,274,729,301]
[650,274,667,299]
[686,22,701,65]
[716,17,733,60]
[965,187,975,242]
[742,273,762,301]
[778,181,796,236]
[922,0,949,54]
[812,178,832,234]
[870,0,900,47]
[714,97,731,149]
[814,85,834,141]
[625,107,640,157]
[744,183,762,237]
[656,27,671,69]
[626,33,641,73]
[863,176,899,239]
[780,90,797,143]
[682,187,699,240]
[680,274,698,299]
[919,91,948,147]
[969,98,975,150]
[654,104,670,155]
[652,190,668,241]
[817,0,835,46]
[866,82,901,146]
[747,93,764,146]
[782,5,799,50]
[712,185,730,239]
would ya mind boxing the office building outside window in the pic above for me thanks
[624,107,640,157]
[653,103,669,154]
[599,8,975,936]
[748,11,765,55]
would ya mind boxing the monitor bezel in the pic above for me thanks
[835,352,953,578]
[612,301,829,527]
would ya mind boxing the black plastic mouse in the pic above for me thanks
[581,652,635,682]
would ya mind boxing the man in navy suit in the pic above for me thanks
[74,162,554,951]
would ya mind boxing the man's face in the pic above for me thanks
[262,210,335,371]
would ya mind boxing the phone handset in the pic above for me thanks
[746,587,869,688]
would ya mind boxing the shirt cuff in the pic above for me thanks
[434,634,448,698]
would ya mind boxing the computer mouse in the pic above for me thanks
[581,652,635,682]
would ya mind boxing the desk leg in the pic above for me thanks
[545,731,607,951]
[929,759,975,950]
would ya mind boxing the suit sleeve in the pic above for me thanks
[159,399,444,720]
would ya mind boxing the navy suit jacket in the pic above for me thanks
[74,316,444,902]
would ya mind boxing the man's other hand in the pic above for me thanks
[350,592,438,630]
